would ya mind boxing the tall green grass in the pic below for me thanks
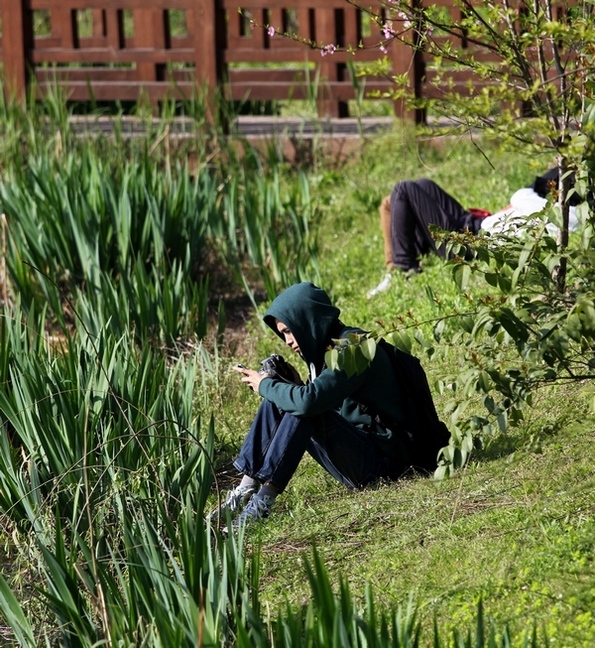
[0,82,319,346]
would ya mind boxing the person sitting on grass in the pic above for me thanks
[367,169,580,298]
[207,281,449,530]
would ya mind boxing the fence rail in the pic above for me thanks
[0,0,570,121]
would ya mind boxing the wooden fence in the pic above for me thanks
[0,0,571,121]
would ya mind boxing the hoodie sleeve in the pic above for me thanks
[258,365,368,417]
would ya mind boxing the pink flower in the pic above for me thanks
[267,26,275,37]
[397,11,412,29]
[382,23,395,39]
[380,45,388,54]
[320,43,337,57]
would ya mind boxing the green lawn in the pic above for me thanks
[211,126,595,645]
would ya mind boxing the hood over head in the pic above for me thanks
[263,282,340,368]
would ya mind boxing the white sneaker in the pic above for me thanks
[231,493,274,530]
[206,485,258,524]
[366,272,393,299]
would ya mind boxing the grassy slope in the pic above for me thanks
[212,127,595,645]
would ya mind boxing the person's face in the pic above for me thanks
[275,320,301,356]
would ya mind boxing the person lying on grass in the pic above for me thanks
[207,281,449,530]
[367,168,580,298]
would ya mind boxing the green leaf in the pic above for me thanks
[0,572,36,647]
[497,410,508,432]
[353,348,372,375]
[342,346,358,378]
[461,431,474,454]
[452,263,471,290]
[498,308,529,343]
[478,371,491,393]
[485,272,499,287]
[511,266,523,290]
[517,243,533,270]
[359,337,377,362]
[390,331,412,354]
[459,315,475,334]
[325,348,340,371]
[434,463,450,480]
[497,274,512,293]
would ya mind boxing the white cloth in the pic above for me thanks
[480,187,578,235]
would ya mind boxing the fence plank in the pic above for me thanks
[2,0,33,101]
[51,9,78,50]
[133,9,165,84]
[104,9,125,50]
[91,9,104,37]
[31,47,194,64]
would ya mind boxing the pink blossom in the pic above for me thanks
[382,23,395,39]
[267,26,275,37]
[320,43,337,57]
[397,11,412,29]
[379,45,388,54]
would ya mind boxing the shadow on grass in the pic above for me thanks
[471,418,569,465]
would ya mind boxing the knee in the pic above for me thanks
[379,195,391,219]
[391,179,417,201]
[416,178,438,192]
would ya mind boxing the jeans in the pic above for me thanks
[390,179,482,270]
[233,400,405,492]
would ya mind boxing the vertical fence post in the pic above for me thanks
[51,8,78,50]
[191,0,224,121]
[315,7,342,118]
[389,38,423,123]
[105,9,124,51]
[134,8,166,99]
[2,0,32,103]
[389,0,425,125]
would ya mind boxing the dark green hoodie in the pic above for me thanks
[260,283,407,446]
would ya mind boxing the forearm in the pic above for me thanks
[259,369,365,417]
